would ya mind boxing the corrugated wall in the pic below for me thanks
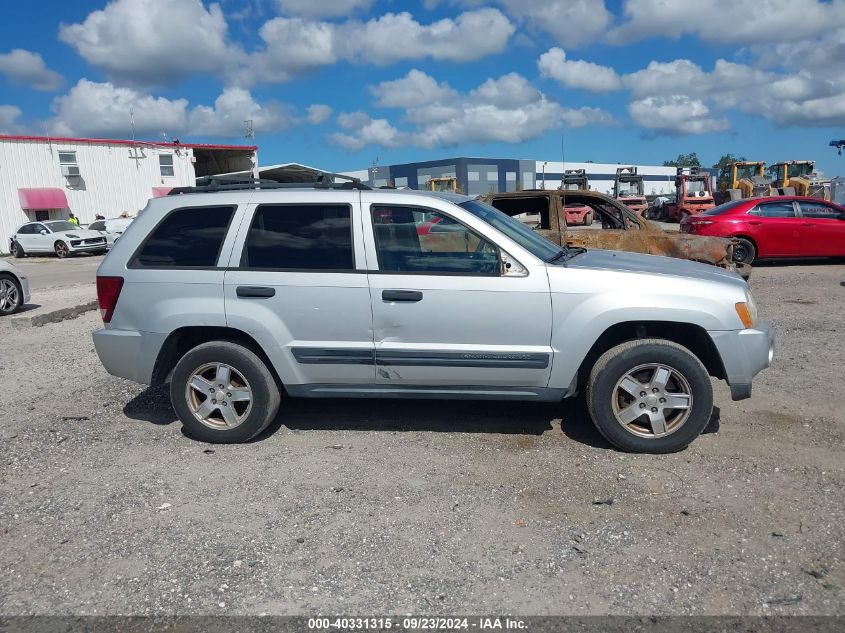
[0,139,196,254]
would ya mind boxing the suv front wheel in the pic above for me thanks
[586,339,713,453]
[170,341,281,443]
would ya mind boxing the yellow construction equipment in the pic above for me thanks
[426,177,458,193]
[769,161,830,200]
[716,161,770,202]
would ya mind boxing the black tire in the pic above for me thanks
[10,241,25,258]
[586,339,713,454]
[583,213,592,226]
[170,341,281,443]
[0,273,23,315]
[54,241,69,258]
[732,238,756,265]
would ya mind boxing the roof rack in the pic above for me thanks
[168,171,371,195]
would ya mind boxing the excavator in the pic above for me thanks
[426,176,458,193]
[768,161,830,200]
[612,167,647,216]
[714,161,771,203]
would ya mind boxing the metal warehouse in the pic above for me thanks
[0,134,258,254]
[345,157,693,196]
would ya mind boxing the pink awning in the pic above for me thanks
[18,188,69,210]
[152,187,172,198]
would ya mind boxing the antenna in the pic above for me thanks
[129,106,136,143]
[560,129,566,244]
[244,119,254,139]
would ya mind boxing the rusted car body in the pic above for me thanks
[478,189,749,277]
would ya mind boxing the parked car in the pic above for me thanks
[680,196,845,264]
[93,180,773,453]
[479,189,749,277]
[87,217,134,249]
[10,220,107,258]
[0,259,30,316]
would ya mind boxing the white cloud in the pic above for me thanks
[621,57,845,128]
[371,68,458,108]
[247,8,513,84]
[48,79,299,138]
[538,47,622,92]
[0,49,63,91]
[50,79,189,137]
[188,87,293,136]
[58,0,241,87]
[306,104,333,124]
[0,105,24,133]
[628,96,730,135]
[340,9,514,64]
[276,0,373,17]
[608,0,845,46]
[330,113,404,150]
[495,0,611,48]
[330,70,615,150]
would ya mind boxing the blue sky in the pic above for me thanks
[0,0,843,174]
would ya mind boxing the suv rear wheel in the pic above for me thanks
[586,339,713,453]
[170,341,281,443]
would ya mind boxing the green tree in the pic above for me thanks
[662,152,701,168]
[713,153,747,189]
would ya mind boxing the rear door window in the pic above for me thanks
[240,204,354,270]
[132,205,234,268]
[798,201,840,219]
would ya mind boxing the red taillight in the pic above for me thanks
[96,276,124,323]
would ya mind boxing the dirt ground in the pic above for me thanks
[0,261,843,616]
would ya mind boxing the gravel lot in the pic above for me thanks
[0,262,843,617]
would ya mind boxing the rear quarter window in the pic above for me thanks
[131,205,234,268]
[240,204,354,270]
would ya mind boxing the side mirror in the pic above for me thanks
[40,229,48,235]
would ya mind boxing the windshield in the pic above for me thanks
[458,199,561,261]
[791,163,813,177]
[616,180,643,196]
[685,180,707,194]
[44,221,78,232]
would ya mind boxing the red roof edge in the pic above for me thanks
[0,134,257,151]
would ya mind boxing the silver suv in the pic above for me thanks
[93,178,774,453]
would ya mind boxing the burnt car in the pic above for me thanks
[478,189,749,277]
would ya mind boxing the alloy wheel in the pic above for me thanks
[185,362,253,430]
[611,363,693,438]
[55,242,69,258]
[0,279,20,313]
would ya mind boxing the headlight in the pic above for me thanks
[66,234,79,239]
[735,289,758,329]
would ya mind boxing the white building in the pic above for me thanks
[346,157,692,197]
[0,134,257,254]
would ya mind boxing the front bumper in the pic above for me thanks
[708,321,775,401]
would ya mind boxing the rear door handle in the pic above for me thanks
[803,223,816,227]
[236,286,275,298]
[748,221,762,226]
[382,289,423,302]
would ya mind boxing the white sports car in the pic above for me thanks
[10,220,107,258]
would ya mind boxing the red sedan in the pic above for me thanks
[680,196,845,264]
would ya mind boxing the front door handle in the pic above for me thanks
[748,221,762,226]
[382,289,423,302]
[803,223,816,227]
[237,286,275,298]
